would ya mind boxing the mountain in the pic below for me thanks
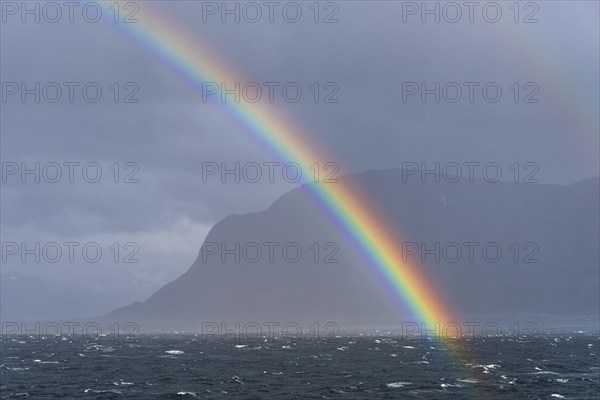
[107,171,600,323]
[0,271,116,321]
[0,264,181,321]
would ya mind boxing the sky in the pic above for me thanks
[1,0,598,294]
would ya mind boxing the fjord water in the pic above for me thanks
[2,333,598,399]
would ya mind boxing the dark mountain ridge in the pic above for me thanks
[108,170,600,323]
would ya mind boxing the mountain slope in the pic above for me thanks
[108,171,600,322]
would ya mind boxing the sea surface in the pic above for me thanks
[1,333,599,399]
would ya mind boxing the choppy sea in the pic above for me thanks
[2,332,599,399]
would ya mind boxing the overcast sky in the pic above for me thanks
[1,1,598,289]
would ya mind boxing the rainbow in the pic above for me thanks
[87,3,600,394]
[484,11,599,167]
[92,2,500,393]
[98,3,455,327]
